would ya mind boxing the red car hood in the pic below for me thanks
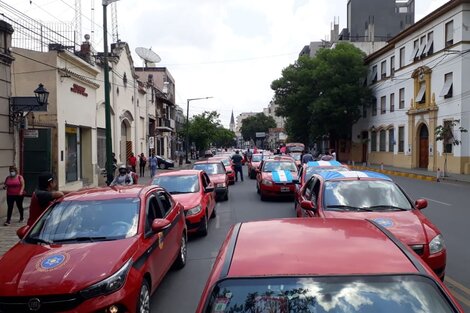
[209,174,226,184]
[323,210,427,245]
[172,193,201,210]
[0,238,138,296]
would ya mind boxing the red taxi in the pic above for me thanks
[209,156,235,185]
[193,160,229,201]
[0,186,187,313]
[296,170,447,280]
[289,152,302,168]
[256,156,298,201]
[152,170,216,236]
[196,218,462,312]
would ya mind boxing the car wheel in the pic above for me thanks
[223,190,229,201]
[165,164,169,169]
[260,191,267,201]
[173,234,187,269]
[199,214,208,236]
[159,163,165,169]
[256,184,260,194]
[137,279,151,313]
[210,206,216,218]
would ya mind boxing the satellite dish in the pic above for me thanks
[135,47,161,67]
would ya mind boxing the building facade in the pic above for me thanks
[351,0,470,175]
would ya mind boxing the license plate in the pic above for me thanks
[280,187,290,192]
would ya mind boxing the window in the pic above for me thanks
[415,82,426,104]
[399,88,405,109]
[381,60,387,79]
[443,120,454,153]
[380,96,386,114]
[157,191,173,216]
[399,47,405,68]
[371,131,377,152]
[372,98,377,116]
[417,36,427,58]
[379,130,386,152]
[66,127,79,182]
[389,128,395,152]
[390,56,395,76]
[440,72,453,98]
[97,128,106,168]
[398,126,405,152]
[445,21,454,47]
[390,93,395,112]
[411,39,419,60]
[370,65,378,83]
[146,196,163,235]
[424,32,434,55]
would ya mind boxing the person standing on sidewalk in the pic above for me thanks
[149,153,158,178]
[27,173,65,226]
[128,152,137,173]
[2,166,25,226]
[232,150,244,182]
[138,153,147,177]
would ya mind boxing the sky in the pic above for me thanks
[4,0,449,127]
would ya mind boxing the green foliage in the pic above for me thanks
[435,119,468,146]
[240,113,276,141]
[213,126,236,147]
[271,42,372,144]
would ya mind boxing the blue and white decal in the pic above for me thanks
[319,171,392,181]
[272,170,293,183]
[307,160,343,167]
[372,218,394,228]
[36,253,70,271]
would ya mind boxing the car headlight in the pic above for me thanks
[217,183,226,188]
[187,205,202,216]
[80,259,132,299]
[429,234,445,254]
[262,179,273,186]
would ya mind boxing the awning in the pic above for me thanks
[410,44,419,60]
[423,37,434,55]
[417,42,427,58]
[439,79,453,98]
[415,84,426,103]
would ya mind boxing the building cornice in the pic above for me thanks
[58,50,100,76]
[59,68,100,89]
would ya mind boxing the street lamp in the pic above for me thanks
[185,97,213,163]
[34,83,49,105]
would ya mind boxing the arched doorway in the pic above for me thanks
[418,124,429,168]
[120,120,131,164]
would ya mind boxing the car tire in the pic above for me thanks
[260,191,267,201]
[256,184,260,194]
[136,279,151,313]
[173,234,187,269]
[210,206,216,218]
[159,163,165,169]
[223,190,229,201]
[199,214,208,236]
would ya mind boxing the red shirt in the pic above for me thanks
[129,156,137,167]
[4,175,23,196]
[27,190,54,226]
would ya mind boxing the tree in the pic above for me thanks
[182,111,221,152]
[213,126,236,148]
[240,113,276,141]
[271,42,372,147]
[435,119,468,175]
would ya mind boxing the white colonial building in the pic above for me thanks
[352,0,470,175]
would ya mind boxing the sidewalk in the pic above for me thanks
[0,161,195,256]
[350,163,470,184]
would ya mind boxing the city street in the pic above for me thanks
[149,167,470,312]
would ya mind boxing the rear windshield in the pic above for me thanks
[263,161,297,172]
[251,155,263,162]
[152,175,199,194]
[205,275,456,313]
[193,163,225,174]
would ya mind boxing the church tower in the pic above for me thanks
[229,110,235,132]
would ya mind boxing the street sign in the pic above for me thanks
[23,129,39,138]
[256,132,266,138]
[148,136,155,149]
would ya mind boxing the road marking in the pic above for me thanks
[423,198,452,206]
[447,276,470,296]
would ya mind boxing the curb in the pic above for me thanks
[350,166,437,182]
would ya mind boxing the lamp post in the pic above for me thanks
[185,97,213,163]
[102,0,119,185]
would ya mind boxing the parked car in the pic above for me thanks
[0,185,187,313]
[156,155,174,169]
[196,218,463,312]
[296,170,447,280]
[152,170,216,236]
[193,160,229,201]
[256,156,298,201]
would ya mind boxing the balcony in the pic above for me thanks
[155,118,173,133]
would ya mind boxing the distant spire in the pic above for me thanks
[229,110,235,132]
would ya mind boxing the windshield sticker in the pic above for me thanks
[214,297,230,312]
[254,295,288,313]
[36,253,70,272]
[272,170,293,183]
[373,218,394,228]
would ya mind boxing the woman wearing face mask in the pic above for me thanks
[2,166,25,226]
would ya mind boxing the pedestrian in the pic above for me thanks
[149,153,158,178]
[27,172,65,226]
[127,166,139,184]
[139,153,147,177]
[2,166,25,226]
[331,149,337,161]
[321,151,334,161]
[110,165,134,186]
[128,152,137,173]
[301,150,314,164]
[232,150,244,182]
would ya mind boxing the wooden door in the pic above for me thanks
[419,125,429,168]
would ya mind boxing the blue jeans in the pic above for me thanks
[234,165,243,181]
[150,166,157,178]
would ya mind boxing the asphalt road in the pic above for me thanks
[150,167,470,312]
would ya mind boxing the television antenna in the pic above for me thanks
[135,47,161,67]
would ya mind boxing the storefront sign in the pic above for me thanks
[70,84,88,97]
[65,127,77,134]
[23,129,39,138]
[149,136,155,149]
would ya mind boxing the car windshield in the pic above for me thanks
[305,166,349,181]
[263,161,297,172]
[290,153,302,161]
[193,163,225,174]
[26,198,140,244]
[152,175,200,194]
[323,180,413,211]
[206,275,456,313]
[251,155,263,162]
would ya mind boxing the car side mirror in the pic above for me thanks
[300,200,316,211]
[292,179,300,184]
[17,225,30,239]
[205,186,215,193]
[151,219,171,233]
[415,199,428,210]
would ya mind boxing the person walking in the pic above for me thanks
[139,153,147,177]
[149,153,158,178]
[301,150,314,164]
[232,150,244,182]
[27,173,65,226]
[2,166,25,226]
[128,152,137,173]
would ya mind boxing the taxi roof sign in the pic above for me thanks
[318,171,393,181]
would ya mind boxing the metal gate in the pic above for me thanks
[23,128,52,195]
